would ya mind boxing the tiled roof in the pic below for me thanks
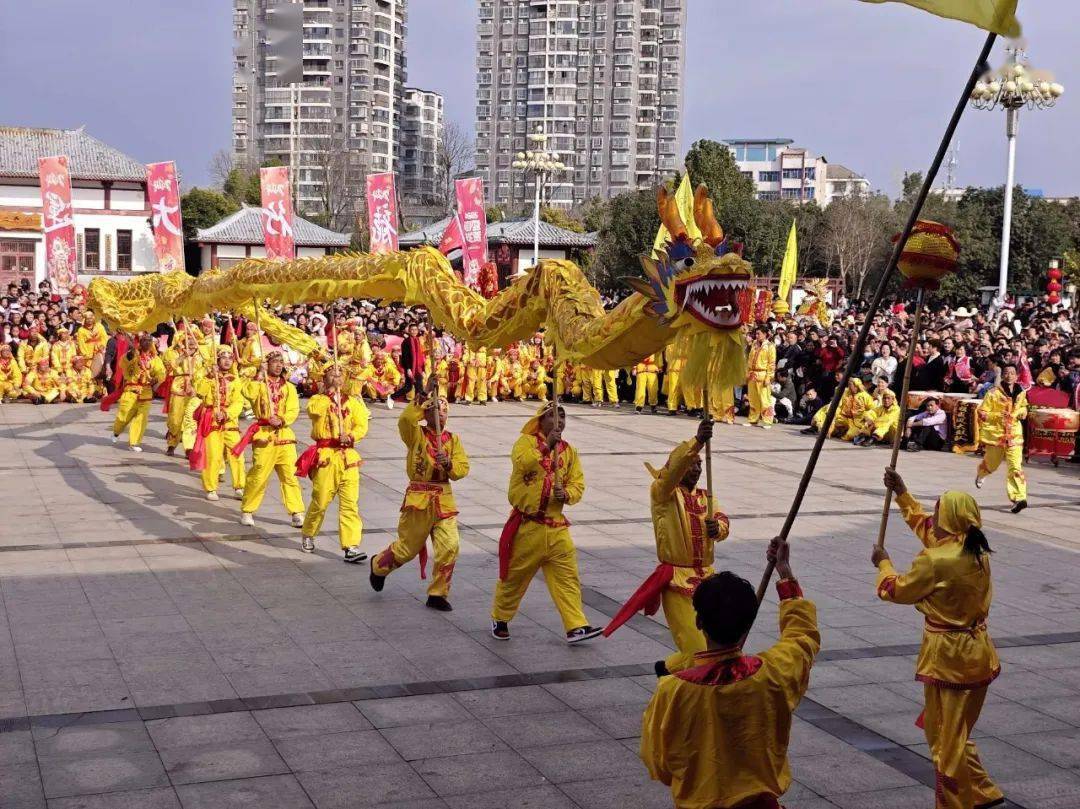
[826,163,866,181]
[399,217,597,249]
[0,126,146,181]
[196,206,351,247]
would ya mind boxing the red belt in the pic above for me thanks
[233,420,273,457]
[295,438,346,479]
[925,618,987,636]
[497,508,570,580]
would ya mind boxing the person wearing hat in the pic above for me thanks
[491,402,603,643]
[524,357,549,402]
[296,363,369,560]
[17,326,49,374]
[463,345,488,404]
[975,363,1028,514]
[0,344,24,402]
[111,334,166,452]
[195,316,220,367]
[745,326,776,428]
[50,328,77,377]
[65,355,97,404]
[162,333,203,456]
[22,357,62,404]
[602,418,730,674]
[853,389,900,446]
[370,378,470,610]
[875,469,1003,809]
[76,310,108,364]
[238,351,306,528]
[193,348,247,495]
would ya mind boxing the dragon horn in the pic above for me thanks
[693,185,724,247]
[656,185,687,241]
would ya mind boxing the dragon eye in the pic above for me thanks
[677,257,695,271]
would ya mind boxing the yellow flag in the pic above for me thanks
[778,219,798,305]
[652,173,701,257]
[857,0,1021,36]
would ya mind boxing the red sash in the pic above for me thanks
[98,336,130,412]
[497,509,526,580]
[232,420,272,457]
[188,405,216,471]
[602,563,675,637]
[295,438,343,479]
[157,376,174,414]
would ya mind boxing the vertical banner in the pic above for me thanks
[146,161,185,272]
[437,214,463,256]
[365,172,399,254]
[259,166,296,260]
[37,155,78,294]
[455,177,487,288]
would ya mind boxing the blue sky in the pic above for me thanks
[2,0,1075,197]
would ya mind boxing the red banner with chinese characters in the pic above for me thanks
[37,155,78,294]
[455,178,487,289]
[259,166,295,260]
[365,172,398,253]
[146,161,185,271]
[437,214,463,255]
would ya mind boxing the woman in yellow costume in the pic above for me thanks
[805,378,874,440]
[192,348,247,499]
[975,363,1028,514]
[853,389,901,447]
[874,468,1003,809]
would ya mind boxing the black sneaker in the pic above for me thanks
[654,660,669,678]
[426,595,452,612]
[800,427,816,435]
[1010,499,1028,514]
[566,625,604,645]
[343,547,368,564]
[491,620,510,641]
[369,559,385,592]
[974,798,1006,809]
[906,443,922,453]
[635,406,643,414]
[650,406,658,414]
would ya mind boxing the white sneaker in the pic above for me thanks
[239,512,255,527]
[130,445,143,453]
[234,488,244,499]
[301,536,315,553]
[206,491,219,502]
[112,434,119,444]
[291,513,305,528]
[386,397,394,410]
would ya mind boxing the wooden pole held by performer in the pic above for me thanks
[702,387,714,501]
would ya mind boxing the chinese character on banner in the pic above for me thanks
[259,166,296,260]
[437,214,463,256]
[455,178,487,289]
[146,161,185,272]
[37,155,78,295]
[365,172,399,254]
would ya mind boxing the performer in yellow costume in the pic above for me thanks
[195,316,220,366]
[50,329,78,376]
[634,354,661,412]
[193,349,247,498]
[663,344,685,415]
[237,329,264,379]
[807,378,874,438]
[238,352,306,528]
[162,334,202,456]
[975,363,1028,513]
[111,334,166,452]
[524,358,548,401]
[0,345,24,401]
[17,328,50,373]
[487,348,505,401]
[745,326,776,428]
[491,403,603,644]
[640,538,819,809]
[364,351,401,408]
[463,347,486,404]
[586,367,618,407]
[22,358,62,404]
[370,384,470,610]
[426,346,451,400]
[875,469,1003,809]
[603,419,730,675]
[296,365,369,561]
[64,356,98,403]
[853,389,900,446]
[76,311,108,362]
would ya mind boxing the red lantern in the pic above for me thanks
[1048,292,1061,305]
[1048,267,1062,281]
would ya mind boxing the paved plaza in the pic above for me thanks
[1,401,1079,808]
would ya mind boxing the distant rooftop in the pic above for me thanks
[826,164,868,181]
[0,126,145,182]
[196,206,350,247]
[399,217,597,249]
[722,138,795,145]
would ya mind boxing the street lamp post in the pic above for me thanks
[970,46,1064,303]
[512,128,566,274]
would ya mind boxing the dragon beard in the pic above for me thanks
[679,328,747,406]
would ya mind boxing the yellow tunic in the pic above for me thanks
[17,339,50,374]
[747,341,776,384]
[23,368,61,401]
[398,402,469,516]
[50,339,78,373]
[302,393,370,547]
[976,386,1027,448]
[121,353,167,402]
[0,358,24,396]
[864,402,900,440]
[64,367,96,402]
[76,323,109,360]
[240,377,304,516]
[640,586,820,808]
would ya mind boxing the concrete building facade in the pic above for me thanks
[400,88,444,203]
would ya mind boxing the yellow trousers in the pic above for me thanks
[242,442,305,516]
[746,380,774,425]
[923,684,1002,809]
[113,393,152,447]
[602,371,618,403]
[812,406,850,437]
[181,397,201,452]
[464,371,487,403]
[710,388,736,423]
[666,370,683,411]
[634,373,659,408]
[582,371,600,403]
[525,381,548,401]
[491,521,588,632]
[201,428,247,493]
[373,506,459,597]
[977,444,1026,502]
[302,450,362,549]
[661,589,707,674]
[166,395,189,449]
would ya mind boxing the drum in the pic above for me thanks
[905,391,933,412]
[952,399,981,453]
[90,351,105,378]
[1027,407,1080,464]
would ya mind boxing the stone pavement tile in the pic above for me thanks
[0,760,45,809]
[253,703,373,740]
[788,718,864,758]
[37,752,170,799]
[146,712,265,750]
[850,711,930,747]
[995,770,1080,808]
[174,774,315,809]
[578,703,646,740]
[790,752,919,795]
[158,740,289,786]
[832,656,919,684]
[558,773,675,809]
[381,720,507,761]
[518,739,645,784]
[23,683,133,717]
[295,762,440,809]
[452,685,568,718]
[356,694,471,729]
[806,684,922,717]
[974,700,1072,736]
[911,736,1064,780]
[0,730,37,765]
[410,750,547,797]
[32,722,154,759]
[484,710,610,748]
[275,729,402,772]
[1001,727,1080,769]
[45,788,181,809]
[441,785,577,809]
[541,678,653,711]
[825,785,935,808]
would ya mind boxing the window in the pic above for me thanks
[758,170,780,183]
[117,230,132,271]
[83,228,100,270]
[782,168,804,180]
[0,238,35,289]
[745,145,767,161]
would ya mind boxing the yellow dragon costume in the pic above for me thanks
[87,186,755,397]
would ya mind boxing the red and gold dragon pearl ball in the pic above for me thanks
[895,221,960,290]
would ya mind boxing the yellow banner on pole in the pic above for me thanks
[778,219,798,305]
[652,173,701,257]
[857,0,1020,37]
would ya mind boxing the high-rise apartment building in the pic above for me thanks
[232,0,407,220]
[400,88,444,202]
[474,0,686,211]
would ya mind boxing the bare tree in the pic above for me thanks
[818,195,895,299]
[436,121,475,212]
[208,149,236,189]
[297,130,359,233]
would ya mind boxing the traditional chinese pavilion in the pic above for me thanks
[195,206,350,271]
[0,126,154,289]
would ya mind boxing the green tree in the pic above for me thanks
[682,139,759,246]
[179,187,237,241]
[485,205,506,224]
[539,206,585,233]
[591,189,659,290]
